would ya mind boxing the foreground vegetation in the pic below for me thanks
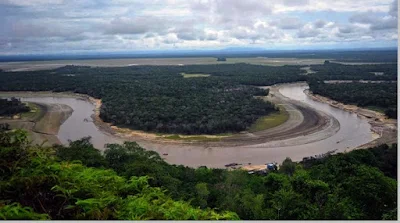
[0,129,397,220]
[308,80,397,119]
[0,130,238,220]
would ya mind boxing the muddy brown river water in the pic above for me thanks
[16,83,374,168]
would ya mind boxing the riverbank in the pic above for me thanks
[0,83,378,168]
[87,96,235,143]
[0,100,73,146]
[0,83,342,149]
[304,89,397,152]
[86,84,340,148]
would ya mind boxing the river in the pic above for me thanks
[16,83,374,168]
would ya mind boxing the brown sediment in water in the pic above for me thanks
[304,89,397,152]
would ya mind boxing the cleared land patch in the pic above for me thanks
[162,134,222,142]
[20,102,44,120]
[249,106,289,132]
[181,73,211,78]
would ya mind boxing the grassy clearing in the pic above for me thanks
[162,134,222,142]
[365,106,386,114]
[20,102,44,121]
[249,106,289,132]
[181,73,211,78]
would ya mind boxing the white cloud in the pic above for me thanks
[0,0,397,54]
[0,0,63,6]
[270,17,304,29]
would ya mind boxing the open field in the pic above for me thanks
[181,73,211,78]
[300,66,317,75]
[0,57,328,71]
[162,134,222,142]
[365,106,386,114]
[20,102,44,120]
[248,106,289,132]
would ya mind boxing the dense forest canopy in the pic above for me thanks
[0,64,305,134]
[0,129,397,220]
[0,62,397,133]
[0,98,30,116]
[308,80,397,119]
[309,62,397,80]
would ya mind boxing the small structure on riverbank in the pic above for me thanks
[241,162,278,175]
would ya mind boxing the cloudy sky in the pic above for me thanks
[0,0,398,54]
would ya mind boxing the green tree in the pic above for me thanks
[55,137,106,167]
[195,183,210,209]
[280,157,296,176]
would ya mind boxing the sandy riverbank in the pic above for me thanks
[0,101,73,146]
[0,82,342,149]
[0,84,379,168]
[83,83,340,148]
[304,90,397,152]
